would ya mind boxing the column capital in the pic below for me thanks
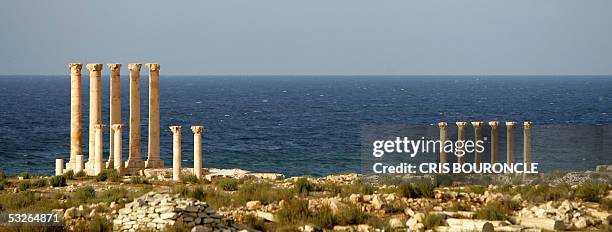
[437,122,447,129]
[146,63,160,71]
[169,126,181,134]
[191,126,204,134]
[523,121,533,129]
[488,121,500,128]
[107,63,121,71]
[111,124,124,131]
[471,121,484,128]
[68,63,83,73]
[94,124,107,130]
[128,63,142,71]
[86,63,103,72]
[456,121,468,127]
[505,121,517,127]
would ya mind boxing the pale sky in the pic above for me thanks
[1,0,611,75]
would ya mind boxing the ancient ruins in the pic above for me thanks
[57,63,204,179]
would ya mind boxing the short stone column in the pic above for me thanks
[68,63,83,171]
[191,126,204,178]
[146,63,164,168]
[471,121,484,165]
[75,155,84,173]
[170,126,182,181]
[438,122,448,165]
[112,124,124,174]
[55,158,64,176]
[126,64,145,172]
[107,64,122,169]
[86,64,103,170]
[523,121,533,165]
[456,122,468,164]
[488,121,500,163]
[505,121,517,165]
[94,124,106,175]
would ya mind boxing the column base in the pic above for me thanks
[145,159,165,169]
[124,159,145,175]
[65,159,77,171]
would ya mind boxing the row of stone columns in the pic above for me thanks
[66,63,163,176]
[170,126,205,181]
[438,121,533,165]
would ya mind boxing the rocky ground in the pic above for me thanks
[0,166,610,232]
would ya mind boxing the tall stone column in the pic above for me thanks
[191,126,204,178]
[505,121,517,165]
[55,158,64,176]
[94,124,106,175]
[456,122,468,164]
[523,121,533,165]
[125,64,145,172]
[86,64,103,170]
[488,121,500,163]
[471,121,484,165]
[112,124,124,175]
[107,64,121,169]
[437,122,448,166]
[170,126,182,181]
[145,63,164,168]
[68,63,83,170]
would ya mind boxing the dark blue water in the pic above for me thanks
[1,76,611,176]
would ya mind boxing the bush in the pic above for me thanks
[173,185,190,197]
[236,181,293,205]
[295,177,318,195]
[0,191,63,211]
[475,202,514,220]
[310,206,336,229]
[397,183,435,198]
[322,180,376,197]
[32,178,49,188]
[97,188,129,203]
[275,198,310,224]
[18,181,31,191]
[190,187,206,201]
[75,170,87,178]
[73,215,111,232]
[50,175,67,187]
[575,184,609,202]
[244,214,266,231]
[215,178,240,191]
[96,169,120,182]
[336,204,369,225]
[63,170,75,180]
[130,176,143,184]
[20,172,30,179]
[74,186,96,203]
[423,213,445,229]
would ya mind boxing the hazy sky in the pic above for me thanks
[1,0,611,75]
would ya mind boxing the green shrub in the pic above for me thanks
[0,191,63,211]
[130,176,143,184]
[32,178,49,188]
[73,215,111,232]
[215,178,240,191]
[63,170,75,180]
[97,188,129,203]
[190,187,206,201]
[244,214,266,231]
[180,174,201,184]
[423,213,445,229]
[20,172,30,179]
[75,170,86,178]
[336,204,369,225]
[236,181,293,205]
[275,198,310,224]
[173,185,190,197]
[397,183,435,198]
[18,181,31,191]
[50,175,67,187]
[74,186,96,203]
[575,184,609,202]
[295,177,318,195]
[310,206,336,229]
[322,180,376,197]
[96,169,120,182]
[475,202,513,220]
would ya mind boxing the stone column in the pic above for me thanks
[145,63,164,168]
[75,155,84,173]
[505,121,517,165]
[86,64,103,170]
[107,64,121,169]
[170,126,182,181]
[471,121,484,165]
[125,64,145,171]
[437,122,448,165]
[68,63,83,171]
[94,124,106,175]
[112,124,124,174]
[191,126,204,178]
[456,122,468,164]
[523,121,533,165]
[55,158,64,176]
[488,121,500,163]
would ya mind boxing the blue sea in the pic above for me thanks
[0,76,611,176]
